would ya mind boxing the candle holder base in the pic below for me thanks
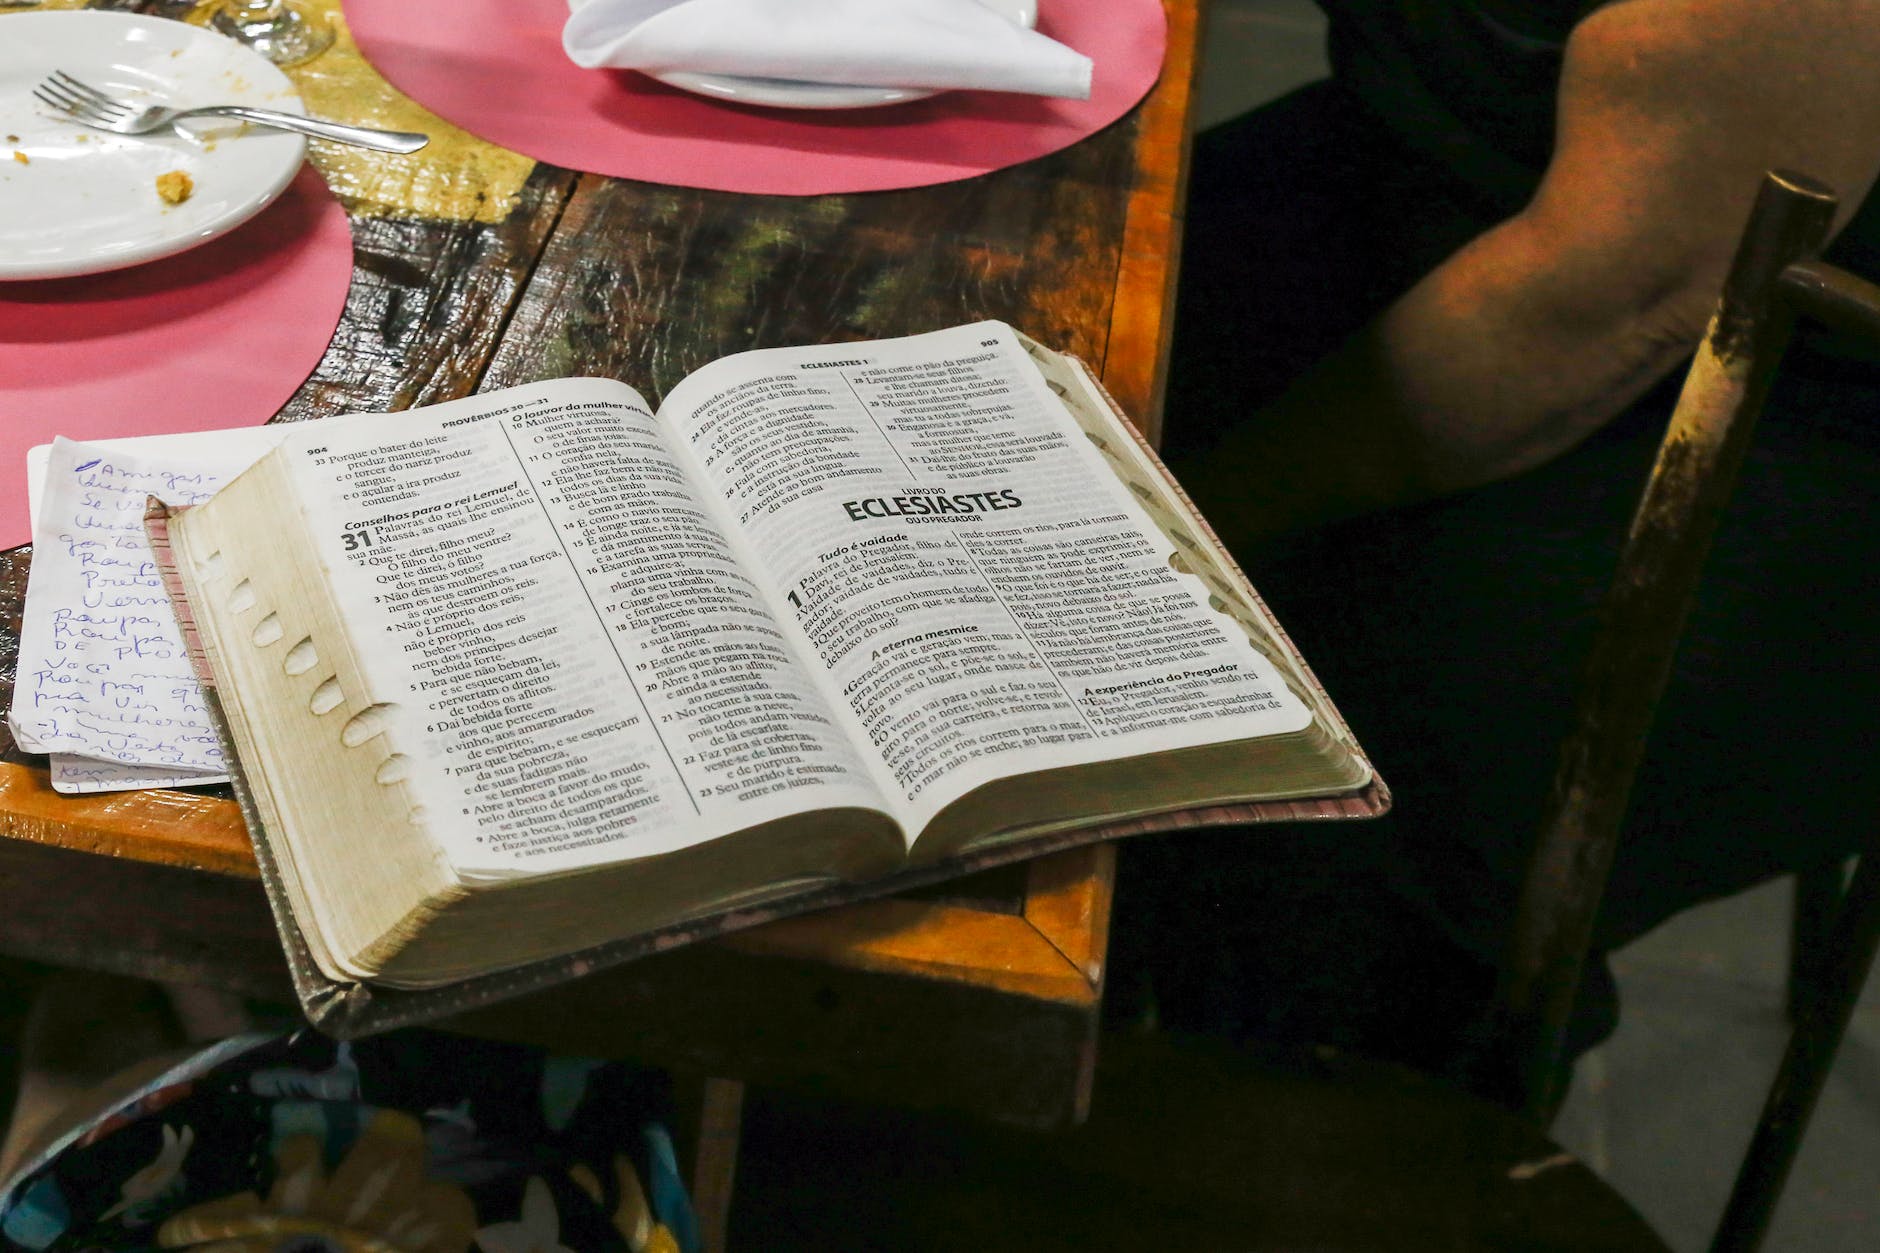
[207,2,334,67]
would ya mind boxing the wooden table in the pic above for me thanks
[0,0,1202,1157]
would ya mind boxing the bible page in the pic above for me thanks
[271,379,887,878]
[659,322,1316,835]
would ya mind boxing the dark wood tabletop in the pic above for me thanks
[0,0,1202,1132]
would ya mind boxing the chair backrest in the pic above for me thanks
[1475,169,1880,1252]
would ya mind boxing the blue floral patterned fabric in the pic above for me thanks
[0,1029,699,1253]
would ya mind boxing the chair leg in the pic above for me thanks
[1787,862,1845,1023]
[689,1077,744,1253]
[1710,849,1880,1253]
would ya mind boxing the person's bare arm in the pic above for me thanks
[1179,0,1880,549]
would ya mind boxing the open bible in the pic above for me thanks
[156,322,1383,1028]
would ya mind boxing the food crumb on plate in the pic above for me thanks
[156,169,194,204]
[11,151,26,166]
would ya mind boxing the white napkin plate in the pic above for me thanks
[655,0,1037,110]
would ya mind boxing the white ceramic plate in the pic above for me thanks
[654,0,1038,110]
[0,11,307,281]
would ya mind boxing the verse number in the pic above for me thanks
[340,528,375,552]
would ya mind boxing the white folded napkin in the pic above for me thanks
[563,0,1093,100]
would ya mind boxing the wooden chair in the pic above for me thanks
[1479,165,1880,1253]
[722,169,1880,1252]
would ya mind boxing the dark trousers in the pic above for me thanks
[1109,80,1880,1080]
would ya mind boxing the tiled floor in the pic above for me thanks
[1197,3,1880,1249]
[1555,878,1880,1251]
[1194,0,1329,129]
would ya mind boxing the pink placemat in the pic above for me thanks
[343,0,1166,195]
[0,166,354,549]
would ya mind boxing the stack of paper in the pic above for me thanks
[9,431,288,793]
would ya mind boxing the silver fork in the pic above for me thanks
[33,70,430,154]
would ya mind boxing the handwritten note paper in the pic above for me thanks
[50,757,225,795]
[9,438,261,786]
